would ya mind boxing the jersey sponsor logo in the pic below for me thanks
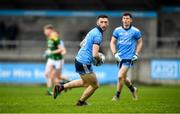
[118,38,132,45]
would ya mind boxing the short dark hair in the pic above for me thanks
[97,15,109,19]
[44,24,54,30]
[122,12,133,18]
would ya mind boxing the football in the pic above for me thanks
[98,52,105,63]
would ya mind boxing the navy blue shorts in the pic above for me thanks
[117,59,133,69]
[75,59,93,75]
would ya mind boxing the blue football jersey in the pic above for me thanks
[113,26,142,59]
[76,27,103,64]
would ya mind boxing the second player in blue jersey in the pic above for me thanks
[110,12,143,101]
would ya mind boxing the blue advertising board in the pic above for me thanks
[151,60,180,80]
[0,63,118,84]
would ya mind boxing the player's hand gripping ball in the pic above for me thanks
[92,53,105,66]
[98,52,105,64]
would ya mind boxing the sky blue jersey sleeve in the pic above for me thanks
[135,30,142,40]
[93,35,102,45]
[112,29,118,39]
[113,29,118,39]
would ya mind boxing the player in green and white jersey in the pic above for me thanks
[44,24,68,95]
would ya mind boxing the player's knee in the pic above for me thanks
[118,76,125,81]
[124,78,129,83]
[93,84,99,90]
[91,83,99,90]
[95,83,99,89]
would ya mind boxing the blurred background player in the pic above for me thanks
[110,12,143,101]
[53,15,109,106]
[44,24,69,95]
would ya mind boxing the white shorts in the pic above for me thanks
[46,58,64,69]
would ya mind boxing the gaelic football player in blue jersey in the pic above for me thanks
[54,15,109,106]
[110,12,143,101]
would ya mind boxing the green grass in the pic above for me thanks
[0,85,180,113]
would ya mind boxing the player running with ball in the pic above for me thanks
[54,15,109,106]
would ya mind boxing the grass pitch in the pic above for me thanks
[0,84,180,113]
